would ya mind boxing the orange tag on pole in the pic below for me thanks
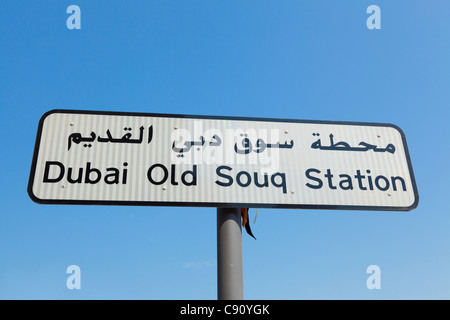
[240,208,248,227]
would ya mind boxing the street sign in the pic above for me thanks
[28,109,418,211]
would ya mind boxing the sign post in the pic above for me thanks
[217,207,244,300]
[28,109,419,299]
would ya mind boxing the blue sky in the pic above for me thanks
[1,0,450,299]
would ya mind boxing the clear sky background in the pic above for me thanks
[1,0,449,299]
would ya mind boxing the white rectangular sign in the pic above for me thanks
[28,110,419,211]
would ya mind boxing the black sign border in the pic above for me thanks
[28,109,419,211]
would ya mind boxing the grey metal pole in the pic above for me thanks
[217,207,244,300]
